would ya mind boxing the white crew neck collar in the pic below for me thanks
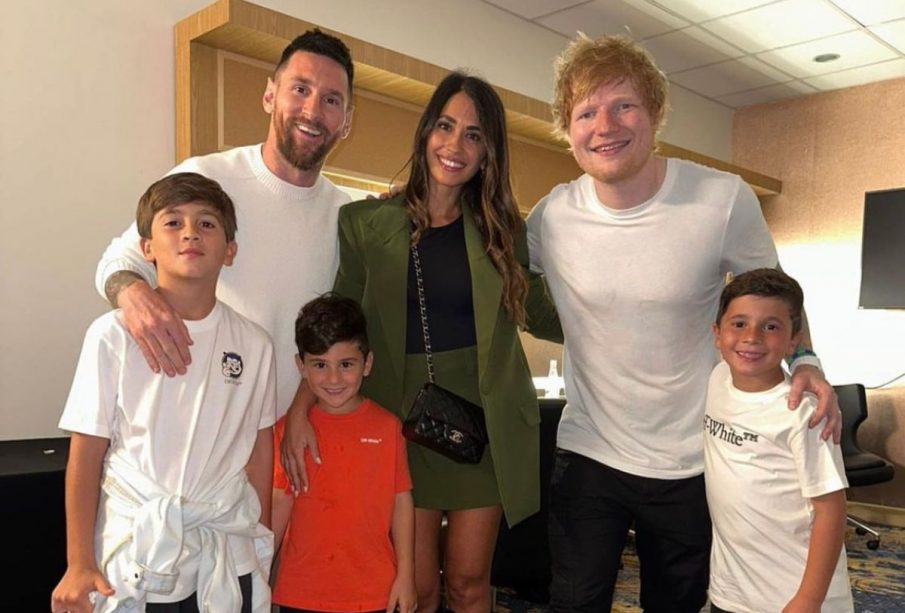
[182,300,223,333]
[249,144,328,201]
[583,157,676,219]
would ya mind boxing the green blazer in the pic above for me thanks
[333,194,562,525]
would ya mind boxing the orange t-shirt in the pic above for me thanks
[272,398,412,612]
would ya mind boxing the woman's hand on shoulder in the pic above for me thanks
[367,184,403,200]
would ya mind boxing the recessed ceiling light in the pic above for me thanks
[813,53,841,63]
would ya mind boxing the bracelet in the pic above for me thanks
[789,346,817,362]
[789,346,822,373]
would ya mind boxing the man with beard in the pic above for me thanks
[96,30,354,434]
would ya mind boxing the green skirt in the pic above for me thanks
[402,345,500,510]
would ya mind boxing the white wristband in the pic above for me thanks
[790,354,822,373]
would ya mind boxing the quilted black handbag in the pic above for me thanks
[402,241,488,464]
[404,382,488,464]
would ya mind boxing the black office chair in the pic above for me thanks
[834,383,895,549]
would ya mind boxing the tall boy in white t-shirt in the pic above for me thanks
[705,268,852,613]
[52,173,276,613]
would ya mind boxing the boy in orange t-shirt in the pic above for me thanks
[272,294,415,613]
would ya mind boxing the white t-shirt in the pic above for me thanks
[95,144,351,415]
[704,362,853,613]
[59,300,277,602]
[526,158,778,478]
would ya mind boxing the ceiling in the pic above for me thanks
[481,0,905,108]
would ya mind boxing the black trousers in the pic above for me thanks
[548,450,711,613]
[146,574,252,613]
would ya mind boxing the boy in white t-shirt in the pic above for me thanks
[52,173,276,613]
[705,268,852,613]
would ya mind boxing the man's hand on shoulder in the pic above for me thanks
[112,273,193,376]
[789,364,841,443]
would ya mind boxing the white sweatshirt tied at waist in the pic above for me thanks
[94,452,273,612]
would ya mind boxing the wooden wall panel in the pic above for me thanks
[221,54,270,148]
[510,138,580,212]
[214,52,581,211]
[189,42,219,157]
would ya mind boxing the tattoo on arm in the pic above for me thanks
[104,271,143,308]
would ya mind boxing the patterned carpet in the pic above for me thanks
[494,524,905,612]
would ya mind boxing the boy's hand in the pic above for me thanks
[51,565,114,613]
[118,279,193,376]
[782,593,822,613]
[788,365,841,443]
[385,573,417,613]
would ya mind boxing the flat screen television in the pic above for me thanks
[860,187,905,309]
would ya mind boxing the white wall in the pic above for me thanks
[0,0,733,440]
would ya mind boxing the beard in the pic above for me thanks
[275,117,339,171]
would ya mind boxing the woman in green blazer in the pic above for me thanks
[333,72,560,612]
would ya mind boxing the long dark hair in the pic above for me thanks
[403,71,527,327]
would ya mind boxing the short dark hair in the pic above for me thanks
[275,28,354,94]
[295,293,370,356]
[717,268,804,334]
[136,172,237,241]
